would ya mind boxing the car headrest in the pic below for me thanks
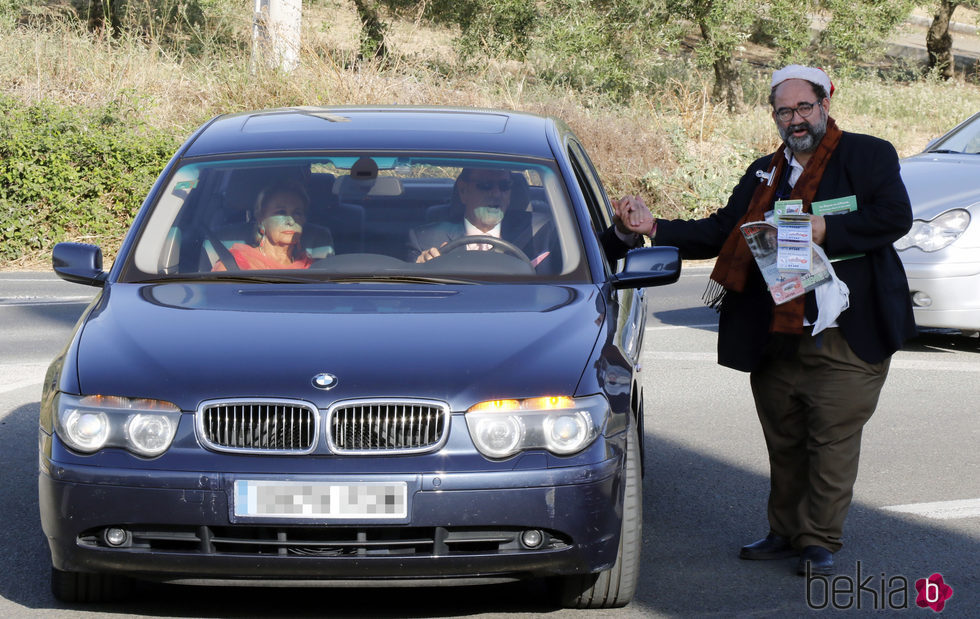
[333,175,403,197]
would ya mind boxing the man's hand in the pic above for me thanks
[416,240,452,263]
[811,214,826,245]
[612,196,655,236]
[416,245,442,263]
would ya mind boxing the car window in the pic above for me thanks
[567,140,616,272]
[932,114,980,154]
[121,155,592,284]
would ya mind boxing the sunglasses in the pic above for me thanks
[471,179,513,192]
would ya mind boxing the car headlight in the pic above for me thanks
[54,394,181,457]
[894,208,971,252]
[465,395,606,459]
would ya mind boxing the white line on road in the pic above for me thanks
[882,498,980,520]
[0,297,93,306]
[0,363,49,395]
[0,277,58,282]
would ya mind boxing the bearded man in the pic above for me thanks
[606,65,917,575]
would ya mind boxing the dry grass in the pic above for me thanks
[4,0,980,269]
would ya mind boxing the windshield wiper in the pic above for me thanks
[323,274,474,285]
[927,149,964,154]
[130,273,316,284]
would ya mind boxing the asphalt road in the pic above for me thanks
[1,269,977,617]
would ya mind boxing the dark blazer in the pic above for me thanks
[407,210,555,267]
[644,131,917,372]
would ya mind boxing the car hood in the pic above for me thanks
[75,282,604,411]
[900,154,980,219]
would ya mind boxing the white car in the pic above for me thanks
[895,112,980,334]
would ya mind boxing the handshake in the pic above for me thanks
[612,195,656,238]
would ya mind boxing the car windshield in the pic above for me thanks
[120,155,590,284]
[929,114,980,154]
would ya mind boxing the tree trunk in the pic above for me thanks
[86,0,123,35]
[700,21,744,113]
[927,0,959,79]
[352,0,388,61]
[252,0,303,73]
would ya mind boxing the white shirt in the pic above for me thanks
[784,149,804,187]
[463,219,501,251]
[785,149,840,329]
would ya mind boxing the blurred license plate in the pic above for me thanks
[234,480,407,519]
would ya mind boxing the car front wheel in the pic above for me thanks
[553,421,642,608]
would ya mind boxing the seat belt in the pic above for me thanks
[205,229,241,271]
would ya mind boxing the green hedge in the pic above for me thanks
[0,96,179,263]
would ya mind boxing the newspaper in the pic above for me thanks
[740,220,832,305]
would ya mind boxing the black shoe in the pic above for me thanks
[797,545,835,576]
[739,533,798,560]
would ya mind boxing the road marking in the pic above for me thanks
[883,498,980,520]
[0,363,49,395]
[0,297,93,306]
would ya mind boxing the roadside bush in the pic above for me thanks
[0,96,178,263]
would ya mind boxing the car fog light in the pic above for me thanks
[911,291,933,308]
[104,527,130,547]
[521,529,543,549]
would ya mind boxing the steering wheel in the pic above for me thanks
[437,235,531,263]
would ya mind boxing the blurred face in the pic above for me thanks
[459,169,512,231]
[772,79,829,155]
[258,190,306,248]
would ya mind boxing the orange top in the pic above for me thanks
[212,243,313,271]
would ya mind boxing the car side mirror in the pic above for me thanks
[53,242,107,287]
[609,246,681,289]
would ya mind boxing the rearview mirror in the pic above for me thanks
[52,242,106,287]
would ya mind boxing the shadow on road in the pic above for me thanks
[902,329,980,355]
[651,306,720,333]
[1,399,975,616]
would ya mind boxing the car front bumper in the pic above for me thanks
[39,451,624,585]
[901,258,980,331]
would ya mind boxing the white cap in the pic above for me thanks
[771,65,834,98]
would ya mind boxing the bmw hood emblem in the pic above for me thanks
[312,373,338,390]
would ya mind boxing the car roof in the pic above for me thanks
[182,106,563,160]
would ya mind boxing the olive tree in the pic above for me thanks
[665,0,756,111]
[818,0,917,69]
[925,0,979,79]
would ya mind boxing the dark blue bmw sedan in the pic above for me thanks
[39,107,679,609]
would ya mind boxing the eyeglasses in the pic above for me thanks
[774,101,821,123]
[471,179,512,192]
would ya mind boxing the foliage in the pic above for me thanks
[16,0,248,56]
[665,0,757,110]
[750,0,817,64]
[819,0,918,70]
[533,0,679,100]
[0,0,28,28]
[381,0,537,60]
[0,96,178,262]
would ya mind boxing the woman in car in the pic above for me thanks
[214,182,315,270]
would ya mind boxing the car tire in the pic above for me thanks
[51,567,130,603]
[553,422,642,609]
